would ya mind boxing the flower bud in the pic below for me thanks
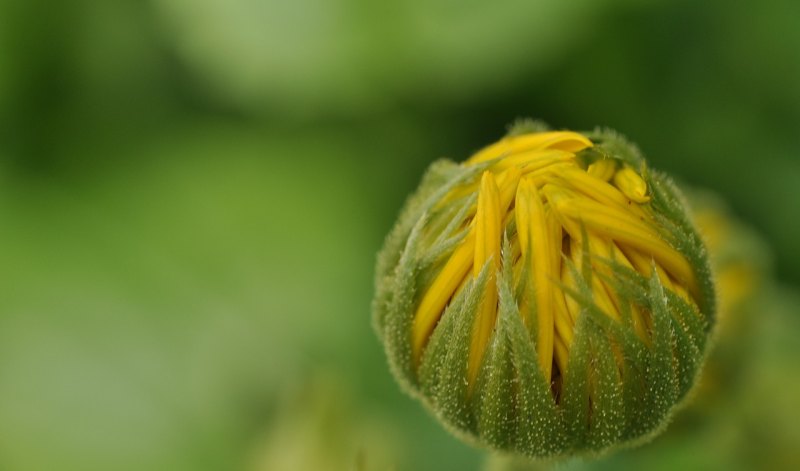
[372,123,716,458]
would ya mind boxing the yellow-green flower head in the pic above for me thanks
[372,122,716,458]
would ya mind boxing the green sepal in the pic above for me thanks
[646,273,680,426]
[471,237,521,449]
[648,171,716,325]
[372,159,485,336]
[473,299,518,450]
[506,292,565,457]
[505,118,551,137]
[584,318,625,452]
[425,262,490,433]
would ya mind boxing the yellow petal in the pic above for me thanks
[587,158,617,182]
[551,194,695,290]
[554,167,652,222]
[554,335,570,378]
[467,172,502,389]
[613,166,650,203]
[561,255,581,325]
[553,282,574,349]
[517,178,554,382]
[497,166,522,211]
[467,131,592,164]
[491,149,575,173]
[549,209,573,351]
[412,233,475,365]
[609,243,651,343]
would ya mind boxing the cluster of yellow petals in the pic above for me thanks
[411,131,698,390]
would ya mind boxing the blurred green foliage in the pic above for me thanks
[0,0,799,470]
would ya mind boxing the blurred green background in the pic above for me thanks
[1,0,799,470]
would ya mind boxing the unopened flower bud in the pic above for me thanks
[372,122,716,458]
